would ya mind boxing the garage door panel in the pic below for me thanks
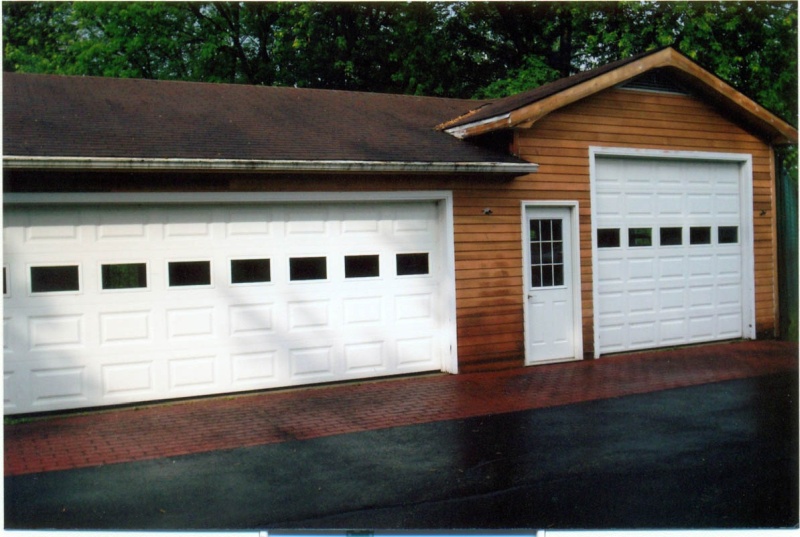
[30,365,89,408]
[231,350,279,387]
[99,310,152,346]
[344,341,387,374]
[229,303,275,337]
[101,360,156,399]
[168,354,219,391]
[658,256,685,279]
[595,156,747,355]
[4,201,449,413]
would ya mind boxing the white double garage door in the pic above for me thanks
[4,196,455,414]
[593,152,755,356]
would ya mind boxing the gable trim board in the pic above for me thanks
[589,147,756,357]
[443,48,798,145]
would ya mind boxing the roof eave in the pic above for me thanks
[3,156,538,175]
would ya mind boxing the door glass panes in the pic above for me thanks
[597,228,620,248]
[660,227,682,246]
[628,228,652,247]
[290,257,327,281]
[168,261,211,287]
[345,255,380,278]
[690,227,712,245]
[718,226,738,244]
[231,259,271,284]
[396,253,429,276]
[102,263,147,290]
[530,219,564,288]
[31,265,80,293]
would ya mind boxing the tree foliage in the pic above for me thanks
[3,1,797,123]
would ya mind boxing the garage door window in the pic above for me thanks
[718,226,738,244]
[168,261,211,287]
[102,263,147,290]
[396,253,429,276]
[345,255,380,279]
[597,228,621,248]
[690,227,712,245]
[30,265,80,293]
[290,257,327,281]
[231,258,271,284]
[628,228,652,247]
[660,227,682,246]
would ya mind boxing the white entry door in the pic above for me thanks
[524,206,579,364]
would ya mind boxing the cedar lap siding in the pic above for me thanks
[4,47,797,380]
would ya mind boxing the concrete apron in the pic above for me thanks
[5,371,798,531]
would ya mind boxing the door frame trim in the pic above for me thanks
[521,201,583,365]
[589,146,756,358]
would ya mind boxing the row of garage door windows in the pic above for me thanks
[597,226,739,248]
[6,253,431,295]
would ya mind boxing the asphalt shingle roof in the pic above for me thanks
[3,73,526,164]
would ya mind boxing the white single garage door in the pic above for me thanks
[593,154,753,355]
[3,200,452,414]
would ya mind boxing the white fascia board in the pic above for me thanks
[3,156,537,175]
[443,113,511,139]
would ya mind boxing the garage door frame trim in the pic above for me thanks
[4,190,460,376]
[588,146,756,357]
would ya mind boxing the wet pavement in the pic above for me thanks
[5,369,798,530]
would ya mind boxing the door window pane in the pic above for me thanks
[690,227,711,245]
[231,259,271,284]
[290,257,327,281]
[31,265,80,293]
[102,263,147,289]
[168,261,211,287]
[718,226,738,244]
[660,227,682,246]
[396,253,429,276]
[345,255,380,278]
[530,218,564,288]
[628,228,652,247]
[597,228,620,248]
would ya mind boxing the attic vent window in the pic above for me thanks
[620,71,689,95]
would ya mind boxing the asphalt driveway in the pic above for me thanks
[6,370,798,530]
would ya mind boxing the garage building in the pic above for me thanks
[4,47,797,414]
